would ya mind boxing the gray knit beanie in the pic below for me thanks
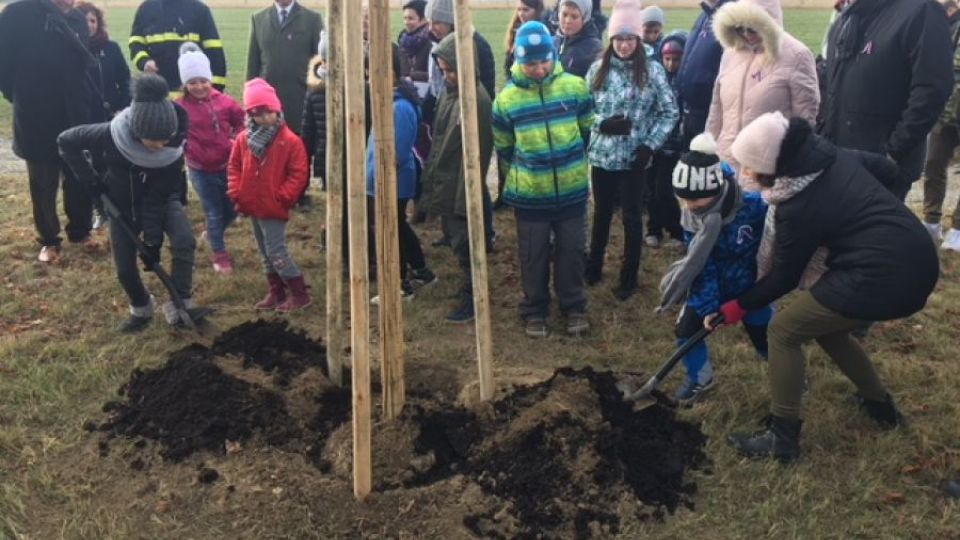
[129,74,178,140]
[425,0,454,26]
[560,0,593,23]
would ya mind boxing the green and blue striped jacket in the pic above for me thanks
[493,62,594,211]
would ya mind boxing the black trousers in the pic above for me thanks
[645,153,683,241]
[587,166,645,286]
[27,159,93,247]
[367,197,426,280]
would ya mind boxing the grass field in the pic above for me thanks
[2,6,960,540]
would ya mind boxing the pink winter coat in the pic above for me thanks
[705,0,819,171]
[176,89,245,173]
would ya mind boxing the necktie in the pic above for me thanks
[279,8,288,25]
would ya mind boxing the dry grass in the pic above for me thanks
[1,6,958,540]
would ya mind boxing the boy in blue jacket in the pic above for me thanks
[658,133,771,403]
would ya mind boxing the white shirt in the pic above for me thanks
[275,1,296,24]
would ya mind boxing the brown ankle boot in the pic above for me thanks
[255,273,286,310]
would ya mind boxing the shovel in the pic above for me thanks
[618,314,724,409]
[99,192,215,334]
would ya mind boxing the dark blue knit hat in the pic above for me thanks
[514,21,555,65]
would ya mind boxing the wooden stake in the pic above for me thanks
[324,0,345,388]
[369,0,405,420]
[452,0,495,401]
[343,0,371,500]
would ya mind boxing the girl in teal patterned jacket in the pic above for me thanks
[583,0,679,300]
[493,21,594,338]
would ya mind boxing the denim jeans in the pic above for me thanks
[188,168,235,252]
[251,218,301,279]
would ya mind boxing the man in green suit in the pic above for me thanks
[246,0,323,136]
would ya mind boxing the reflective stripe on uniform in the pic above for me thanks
[211,76,228,86]
[129,35,147,45]
[132,51,151,65]
[201,39,223,49]
[144,32,201,44]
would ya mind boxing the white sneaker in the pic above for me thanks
[925,222,942,243]
[942,228,960,252]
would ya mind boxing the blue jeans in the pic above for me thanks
[188,169,235,252]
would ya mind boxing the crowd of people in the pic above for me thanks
[0,0,956,461]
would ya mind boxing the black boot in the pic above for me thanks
[612,272,638,301]
[584,261,603,286]
[853,393,907,429]
[727,415,802,463]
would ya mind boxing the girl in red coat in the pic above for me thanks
[228,78,311,312]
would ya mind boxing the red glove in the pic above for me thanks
[719,300,747,326]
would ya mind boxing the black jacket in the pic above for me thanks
[88,40,132,122]
[473,31,497,99]
[820,0,953,184]
[57,104,189,246]
[301,56,327,178]
[738,125,938,322]
[129,0,227,90]
[553,22,604,79]
[0,0,94,161]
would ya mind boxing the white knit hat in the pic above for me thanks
[178,42,212,84]
[731,111,790,175]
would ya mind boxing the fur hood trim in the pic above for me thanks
[306,55,326,91]
[713,0,783,65]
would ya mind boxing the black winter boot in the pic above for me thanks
[853,393,908,429]
[612,271,638,301]
[727,415,802,463]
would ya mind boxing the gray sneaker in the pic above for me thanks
[524,316,549,338]
[566,312,589,336]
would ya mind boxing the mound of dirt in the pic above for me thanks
[95,321,346,463]
[322,367,708,539]
[210,319,327,385]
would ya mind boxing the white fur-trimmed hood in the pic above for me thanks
[713,0,784,65]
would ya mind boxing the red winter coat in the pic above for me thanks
[227,124,309,221]
[176,89,245,173]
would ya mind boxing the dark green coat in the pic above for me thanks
[246,3,322,134]
[423,35,494,218]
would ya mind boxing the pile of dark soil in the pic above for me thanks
[322,367,708,539]
[93,320,347,463]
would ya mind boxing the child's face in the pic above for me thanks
[516,1,538,23]
[521,59,554,82]
[643,23,662,44]
[558,4,585,37]
[249,108,280,127]
[612,35,639,60]
[437,57,459,88]
[662,53,682,73]
[429,20,453,40]
[185,78,212,100]
[140,138,170,152]
[402,8,423,33]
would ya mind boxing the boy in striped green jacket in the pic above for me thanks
[493,21,594,338]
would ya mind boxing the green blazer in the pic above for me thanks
[246,2,323,134]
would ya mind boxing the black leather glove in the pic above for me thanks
[140,243,161,272]
[598,115,632,136]
[633,145,653,169]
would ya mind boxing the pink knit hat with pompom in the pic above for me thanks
[608,0,645,38]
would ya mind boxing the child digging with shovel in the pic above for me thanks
[657,133,771,404]
[58,74,204,333]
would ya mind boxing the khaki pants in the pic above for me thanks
[768,291,888,420]
[923,122,960,229]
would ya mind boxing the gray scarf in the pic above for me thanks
[246,114,283,159]
[755,171,829,289]
[109,108,183,168]
[658,181,743,312]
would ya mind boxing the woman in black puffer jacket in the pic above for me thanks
[708,112,938,463]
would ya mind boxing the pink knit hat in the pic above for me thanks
[731,111,790,175]
[608,0,645,38]
[243,78,282,113]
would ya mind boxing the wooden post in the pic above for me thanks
[369,0,406,419]
[452,0,495,401]
[343,0,372,500]
[324,0,345,388]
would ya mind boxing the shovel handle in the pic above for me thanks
[652,313,725,384]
